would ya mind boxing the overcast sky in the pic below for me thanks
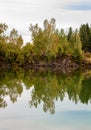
[0,0,91,42]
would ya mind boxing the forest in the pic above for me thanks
[0,18,91,68]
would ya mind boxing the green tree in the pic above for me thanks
[22,43,35,64]
[73,30,83,60]
[67,27,73,42]
[58,28,68,55]
[80,23,91,52]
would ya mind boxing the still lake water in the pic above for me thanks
[0,68,91,130]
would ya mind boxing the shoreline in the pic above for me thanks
[0,56,91,73]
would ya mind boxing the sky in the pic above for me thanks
[0,0,91,43]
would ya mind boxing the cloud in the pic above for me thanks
[66,2,91,10]
[0,0,91,43]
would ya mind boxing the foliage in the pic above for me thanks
[0,19,91,65]
[80,23,91,52]
[29,18,60,61]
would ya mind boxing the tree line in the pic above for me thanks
[0,18,91,66]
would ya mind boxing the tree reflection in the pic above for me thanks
[28,70,91,114]
[0,86,7,108]
[0,69,23,107]
[0,68,91,114]
[80,77,91,104]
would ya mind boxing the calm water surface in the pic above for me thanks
[0,69,91,130]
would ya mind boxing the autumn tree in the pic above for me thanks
[0,23,8,42]
[29,18,60,61]
[9,28,23,48]
[0,23,8,62]
[5,28,23,64]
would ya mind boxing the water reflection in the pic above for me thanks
[0,68,91,114]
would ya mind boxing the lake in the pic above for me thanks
[0,68,91,130]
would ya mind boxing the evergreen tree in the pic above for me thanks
[80,23,91,52]
[67,27,73,42]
